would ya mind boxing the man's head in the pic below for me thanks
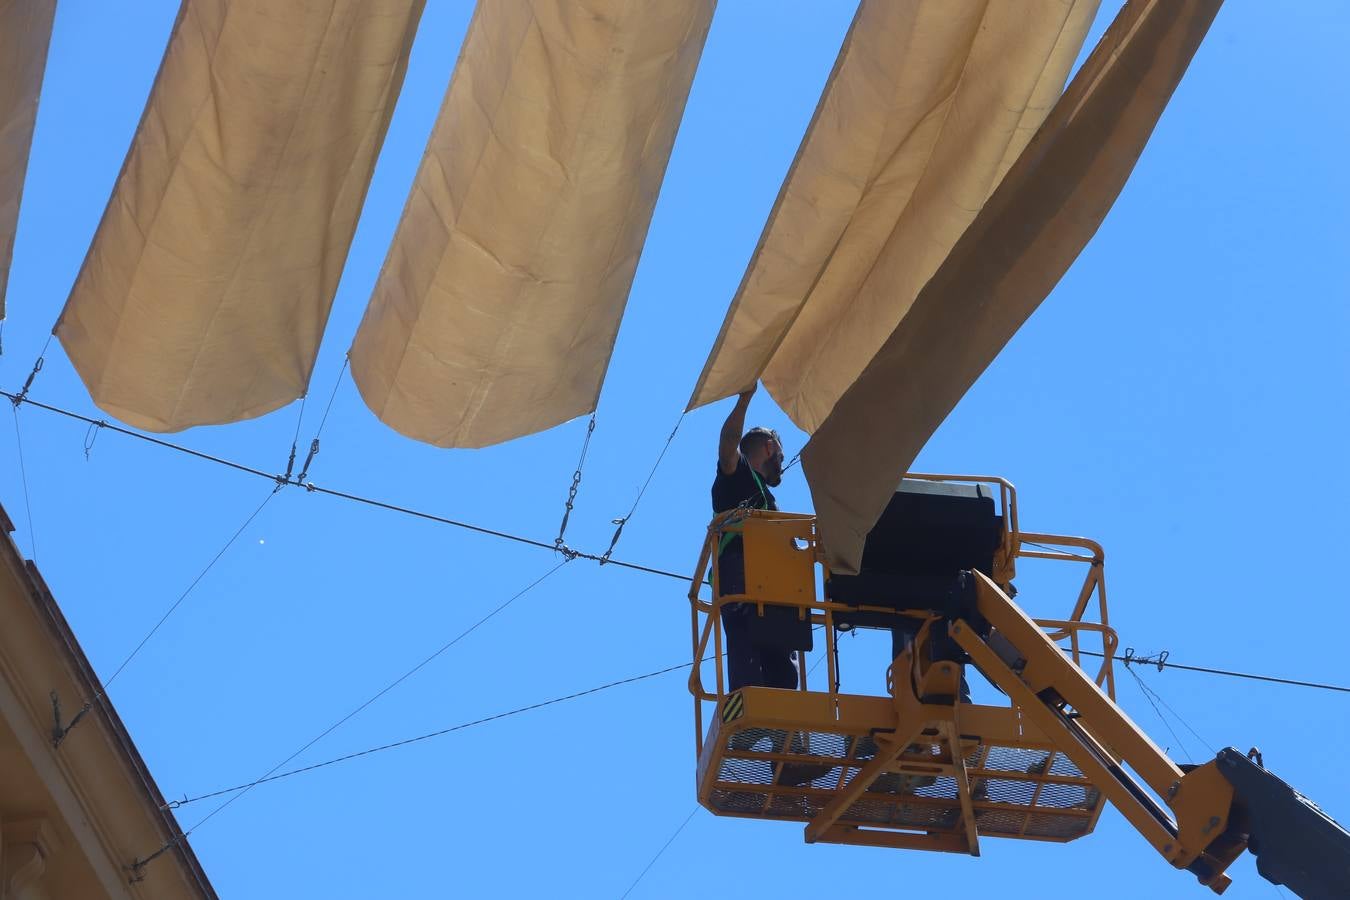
[740,426,784,486]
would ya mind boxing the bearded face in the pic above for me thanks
[761,440,784,486]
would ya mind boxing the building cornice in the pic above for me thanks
[0,502,216,898]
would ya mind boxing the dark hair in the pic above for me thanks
[740,426,781,457]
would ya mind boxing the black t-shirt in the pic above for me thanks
[712,455,777,514]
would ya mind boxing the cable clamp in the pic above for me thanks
[50,691,93,748]
[1121,647,1168,671]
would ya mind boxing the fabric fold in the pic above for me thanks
[0,0,58,318]
[688,0,1101,431]
[802,0,1224,574]
[57,0,426,432]
[350,0,716,449]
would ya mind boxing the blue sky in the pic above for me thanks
[3,1,1348,897]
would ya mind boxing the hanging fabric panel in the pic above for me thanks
[0,0,57,319]
[56,0,426,432]
[802,0,1223,574]
[349,0,716,449]
[688,0,1100,431]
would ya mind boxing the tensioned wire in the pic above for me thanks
[180,558,571,836]
[0,389,691,582]
[160,642,1350,815]
[12,391,1350,683]
[127,558,579,871]
[167,656,702,809]
[10,388,1350,702]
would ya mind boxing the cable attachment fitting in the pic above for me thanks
[83,419,106,460]
[127,835,182,884]
[50,691,93,748]
[553,415,596,554]
[1247,746,1264,768]
[283,440,299,481]
[598,516,628,564]
[11,355,44,407]
[296,438,320,483]
[1121,647,1169,671]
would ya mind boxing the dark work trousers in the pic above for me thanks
[718,549,798,692]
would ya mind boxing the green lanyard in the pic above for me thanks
[716,467,769,556]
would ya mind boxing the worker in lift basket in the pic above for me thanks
[711,384,793,691]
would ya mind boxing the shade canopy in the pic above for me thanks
[802,0,1224,573]
[349,0,716,448]
[0,0,57,319]
[688,0,1101,431]
[56,0,426,432]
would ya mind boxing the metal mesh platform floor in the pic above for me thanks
[706,726,1102,842]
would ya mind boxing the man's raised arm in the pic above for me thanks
[719,387,755,475]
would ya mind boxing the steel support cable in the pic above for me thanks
[9,389,1348,696]
[178,560,570,836]
[48,487,284,749]
[1074,648,1350,694]
[170,639,800,810]
[101,487,282,690]
[1125,664,1196,762]
[9,404,38,560]
[619,807,700,900]
[2,390,279,480]
[301,483,691,582]
[0,390,691,581]
[1129,664,1214,752]
[295,355,350,484]
[600,412,685,564]
[554,413,597,558]
[166,657,701,808]
[159,644,1350,817]
[17,386,1350,697]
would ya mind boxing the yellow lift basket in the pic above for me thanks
[688,474,1247,894]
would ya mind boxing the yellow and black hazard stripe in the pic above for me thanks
[721,691,745,724]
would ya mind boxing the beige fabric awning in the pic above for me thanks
[0,0,57,320]
[56,0,425,432]
[802,0,1223,574]
[688,0,1100,431]
[349,0,715,449]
